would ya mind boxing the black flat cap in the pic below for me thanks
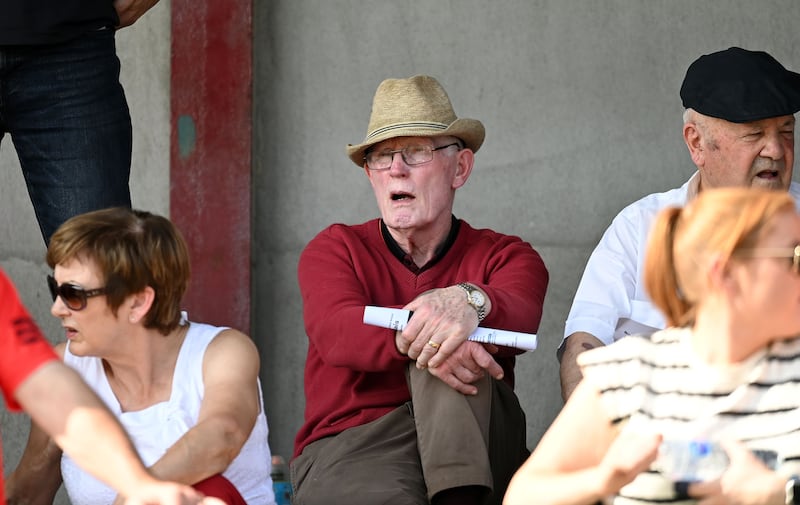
[680,47,800,123]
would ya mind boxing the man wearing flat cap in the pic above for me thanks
[559,46,800,400]
[292,75,549,505]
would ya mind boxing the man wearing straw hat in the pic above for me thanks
[292,75,549,505]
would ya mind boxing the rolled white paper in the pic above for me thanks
[363,306,537,351]
[363,306,412,330]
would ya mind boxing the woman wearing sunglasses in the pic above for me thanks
[10,207,276,505]
[504,187,800,505]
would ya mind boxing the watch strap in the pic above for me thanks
[458,282,486,322]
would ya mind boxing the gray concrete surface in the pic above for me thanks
[3,0,800,502]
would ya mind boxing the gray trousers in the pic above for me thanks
[291,364,528,505]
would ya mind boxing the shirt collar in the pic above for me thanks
[686,171,702,202]
[380,216,461,274]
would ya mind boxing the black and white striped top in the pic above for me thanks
[578,327,800,504]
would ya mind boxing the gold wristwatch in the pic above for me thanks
[458,283,486,322]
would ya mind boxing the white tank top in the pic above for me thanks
[61,319,275,505]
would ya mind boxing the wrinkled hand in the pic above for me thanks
[596,431,661,496]
[120,482,226,505]
[427,341,502,395]
[395,286,478,369]
[689,440,784,505]
[114,0,160,28]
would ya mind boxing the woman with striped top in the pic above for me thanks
[505,187,800,505]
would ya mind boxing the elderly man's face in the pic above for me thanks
[365,136,470,233]
[693,114,795,191]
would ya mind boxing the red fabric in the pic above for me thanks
[0,270,58,411]
[294,218,548,458]
[0,268,59,505]
[192,474,247,505]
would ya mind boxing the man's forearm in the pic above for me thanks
[559,332,604,402]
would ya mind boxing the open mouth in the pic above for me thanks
[391,192,414,201]
[757,170,780,179]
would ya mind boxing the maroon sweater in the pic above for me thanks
[294,218,548,458]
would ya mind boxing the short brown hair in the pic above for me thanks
[47,207,190,335]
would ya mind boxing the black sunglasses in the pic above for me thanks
[47,275,107,311]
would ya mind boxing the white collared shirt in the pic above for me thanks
[562,173,800,347]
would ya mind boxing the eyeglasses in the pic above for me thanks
[47,275,107,311]
[735,244,800,274]
[364,143,461,171]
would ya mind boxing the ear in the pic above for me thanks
[707,253,743,298]
[683,121,705,168]
[451,148,474,189]
[127,286,156,324]
[706,253,726,288]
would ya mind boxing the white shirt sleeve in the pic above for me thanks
[562,180,693,347]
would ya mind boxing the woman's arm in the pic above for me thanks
[148,329,261,484]
[504,379,661,505]
[5,421,63,505]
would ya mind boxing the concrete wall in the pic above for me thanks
[2,0,800,501]
[252,0,800,463]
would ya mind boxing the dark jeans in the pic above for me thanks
[0,27,132,244]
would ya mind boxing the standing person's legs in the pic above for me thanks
[1,27,132,244]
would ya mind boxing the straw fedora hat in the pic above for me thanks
[346,75,485,166]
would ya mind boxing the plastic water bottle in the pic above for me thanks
[653,439,729,482]
[271,454,293,505]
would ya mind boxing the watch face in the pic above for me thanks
[470,290,485,307]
